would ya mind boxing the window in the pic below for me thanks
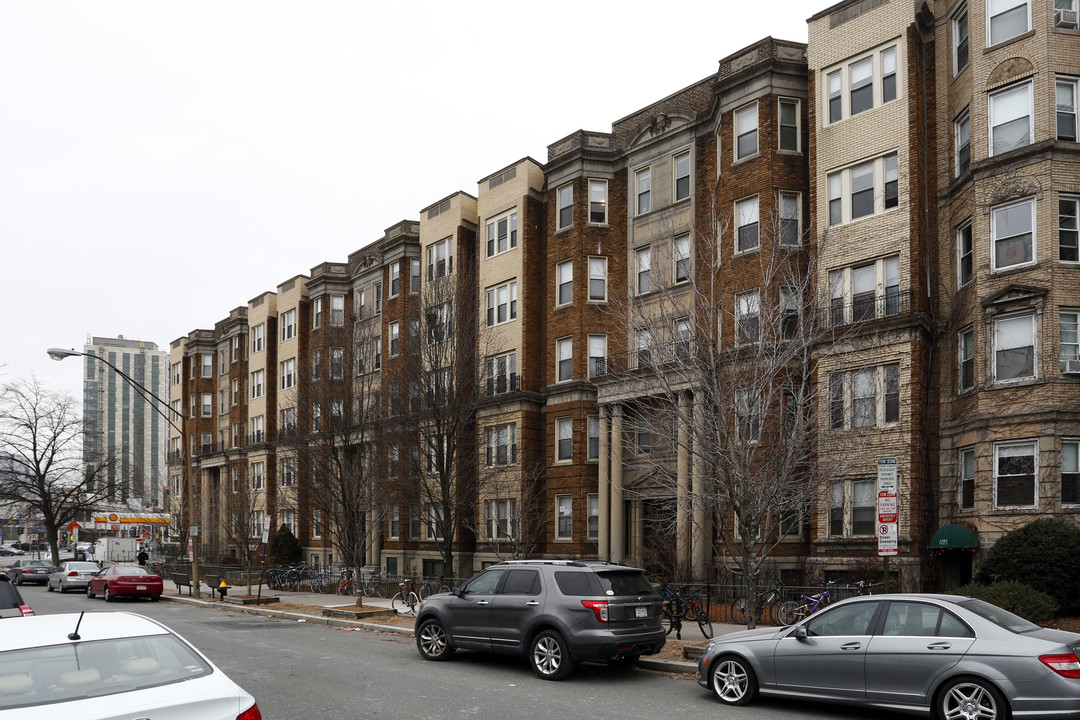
[556,337,573,382]
[556,417,572,462]
[487,499,517,540]
[881,48,897,104]
[280,407,295,433]
[250,415,264,443]
[958,220,974,286]
[279,309,296,341]
[557,184,573,230]
[959,447,976,510]
[373,338,381,370]
[311,403,320,430]
[1061,197,1079,262]
[736,196,759,252]
[735,103,758,159]
[251,323,264,354]
[780,192,800,245]
[779,99,799,152]
[250,370,264,399]
[389,262,400,297]
[427,368,451,408]
[990,82,1032,156]
[219,350,227,374]
[374,282,382,313]
[486,281,518,326]
[636,167,651,215]
[588,256,607,302]
[556,495,572,539]
[426,503,446,540]
[991,197,1035,271]
[280,457,295,487]
[231,379,239,406]
[956,109,971,176]
[200,353,212,378]
[637,422,652,453]
[201,393,212,417]
[988,0,1030,46]
[829,364,901,429]
[1060,310,1079,365]
[556,260,573,306]
[331,295,344,325]
[1059,79,1078,141]
[737,389,760,441]
[387,505,399,539]
[780,289,798,339]
[357,289,366,319]
[850,57,873,115]
[737,290,760,345]
[409,258,421,294]
[830,479,875,536]
[829,256,901,326]
[828,70,842,123]
[994,313,1036,382]
[171,362,181,386]
[636,247,651,294]
[588,335,607,378]
[995,440,1037,508]
[389,322,399,357]
[486,424,517,466]
[675,317,692,357]
[959,326,976,392]
[954,4,969,75]
[587,494,599,538]
[426,237,454,284]
[587,416,600,461]
[313,508,323,538]
[674,234,690,282]
[250,461,264,490]
[280,358,295,390]
[485,352,517,395]
[331,347,344,379]
[1063,441,1080,506]
[312,297,322,328]
[589,179,608,224]
[189,393,195,418]
[674,151,691,201]
[827,153,899,225]
[636,328,654,368]
[486,211,518,257]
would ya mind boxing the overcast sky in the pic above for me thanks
[1,1,812,403]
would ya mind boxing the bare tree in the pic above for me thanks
[601,202,872,627]
[0,378,110,563]
[468,458,546,561]
[218,462,266,589]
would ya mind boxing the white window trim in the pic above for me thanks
[986,0,1031,47]
[990,196,1036,272]
[1063,438,1080,508]
[992,311,1038,384]
[1058,77,1079,141]
[957,219,973,287]
[993,439,1038,509]
[555,336,573,383]
[959,325,976,393]
[734,102,759,161]
[826,152,900,227]
[588,179,608,225]
[555,260,573,307]
[778,97,801,153]
[588,256,608,303]
[635,166,651,216]
[485,209,519,258]
[636,246,652,295]
[555,494,572,539]
[557,183,573,231]
[780,191,802,246]
[555,418,573,464]
[486,280,518,327]
[953,3,969,77]
[955,108,971,177]
[587,334,607,379]
[673,234,691,283]
[673,150,692,201]
[735,195,760,254]
[989,81,1034,158]
[959,446,976,510]
[822,43,902,125]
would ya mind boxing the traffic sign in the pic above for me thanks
[878,523,898,555]
[877,491,898,523]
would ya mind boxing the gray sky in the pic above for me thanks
[1,1,812,402]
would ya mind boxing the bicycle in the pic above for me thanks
[417,575,450,600]
[731,579,788,625]
[658,581,713,639]
[309,566,332,594]
[391,578,421,615]
[360,572,386,598]
[775,581,836,626]
[335,566,358,596]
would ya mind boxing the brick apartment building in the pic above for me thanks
[167,0,1080,589]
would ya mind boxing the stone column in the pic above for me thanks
[370,511,382,570]
[610,405,625,563]
[598,406,610,562]
[692,395,710,579]
[677,391,691,574]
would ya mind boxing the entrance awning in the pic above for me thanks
[929,524,979,549]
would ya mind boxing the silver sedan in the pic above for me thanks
[697,593,1080,719]
[47,561,101,593]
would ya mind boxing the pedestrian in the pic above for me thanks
[137,548,149,566]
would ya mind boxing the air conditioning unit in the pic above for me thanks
[1057,9,1079,29]
[1065,359,1080,374]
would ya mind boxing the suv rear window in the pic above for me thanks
[553,571,598,596]
[596,570,654,596]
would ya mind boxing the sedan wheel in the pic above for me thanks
[46,581,53,592]
[104,586,113,602]
[529,630,574,681]
[937,678,1008,720]
[711,655,759,706]
[416,619,454,661]
[86,584,96,599]
[57,581,64,594]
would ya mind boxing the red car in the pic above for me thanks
[87,564,163,602]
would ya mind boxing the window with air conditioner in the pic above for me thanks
[1061,310,1080,372]
[1057,0,1079,28]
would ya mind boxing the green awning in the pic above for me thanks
[929,524,979,549]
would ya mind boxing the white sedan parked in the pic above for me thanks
[0,612,262,719]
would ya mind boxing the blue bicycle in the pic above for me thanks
[775,581,835,626]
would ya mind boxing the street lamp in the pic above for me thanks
[47,347,201,597]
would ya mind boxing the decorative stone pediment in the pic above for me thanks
[987,173,1041,206]
[987,57,1035,89]
[981,283,1046,311]
[629,109,694,147]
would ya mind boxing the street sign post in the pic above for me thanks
[877,459,899,588]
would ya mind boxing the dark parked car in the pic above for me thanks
[5,560,54,586]
[697,593,1080,720]
[0,575,34,619]
[414,560,666,680]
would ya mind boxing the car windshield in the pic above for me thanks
[595,570,654,596]
[0,634,212,710]
[956,598,1041,633]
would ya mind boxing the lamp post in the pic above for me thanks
[47,347,201,597]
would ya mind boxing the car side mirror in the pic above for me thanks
[452,586,462,597]
[792,625,808,640]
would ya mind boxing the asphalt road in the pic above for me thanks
[18,582,906,720]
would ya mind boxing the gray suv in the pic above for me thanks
[414,560,665,680]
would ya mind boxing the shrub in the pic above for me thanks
[267,524,302,566]
[974,517,1080,615]
[950,581,1059,623]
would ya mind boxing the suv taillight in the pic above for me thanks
[581,600,609,623]
[18,605,34,617]
[236,703,262,720]
[1040,654,1080,679]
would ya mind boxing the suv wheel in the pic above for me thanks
[530,630,574,680]
[416,619,455,661]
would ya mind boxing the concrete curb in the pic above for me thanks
[161,593,700,674]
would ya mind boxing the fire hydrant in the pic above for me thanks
[217,580,229,600]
